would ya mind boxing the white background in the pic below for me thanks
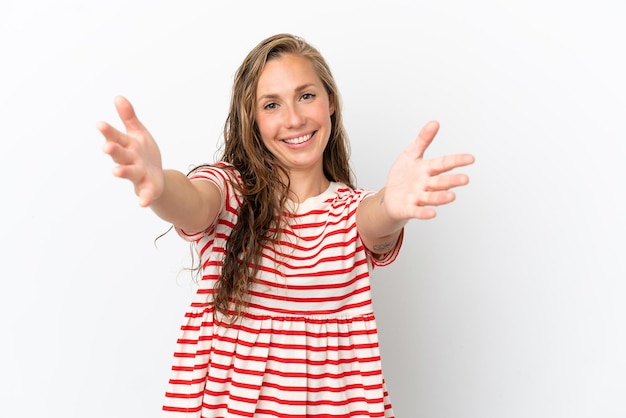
[1,1,625,417]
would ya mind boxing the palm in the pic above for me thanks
[383,121,475,220]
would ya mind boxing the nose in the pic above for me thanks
[284,104,305,128]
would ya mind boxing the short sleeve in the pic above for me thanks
[175,163,241,242]
[356,191,404,268]
[366,228,404,267]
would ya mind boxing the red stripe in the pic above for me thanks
[244,298,373,316]
[254,257,368,278]
[253,409,385,418]
[248,284,370,304]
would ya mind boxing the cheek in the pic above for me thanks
[256,117,276,146]
[256,113,274,132]
[257,121,269,142]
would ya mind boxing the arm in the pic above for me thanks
[356,120,475,255]
[356,188,408,255]
[96,96,222,232]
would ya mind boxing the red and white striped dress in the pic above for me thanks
[162,163,403,417]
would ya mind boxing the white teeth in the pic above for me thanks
[283,133,312,144]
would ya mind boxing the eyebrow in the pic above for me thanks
[257,83,318,102]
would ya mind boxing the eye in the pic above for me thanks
[301,93,316,101]
[263,102,278,111]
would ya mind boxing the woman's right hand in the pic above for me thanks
[97,96,164,207]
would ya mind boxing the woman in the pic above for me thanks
[97,33,474,417]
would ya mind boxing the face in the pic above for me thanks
[255,54,335,179]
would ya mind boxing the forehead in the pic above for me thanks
[256,54,323,94]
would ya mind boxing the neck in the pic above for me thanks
[284,170,330,203]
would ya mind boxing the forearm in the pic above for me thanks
[356,188,407,254]
[149,169,221,232]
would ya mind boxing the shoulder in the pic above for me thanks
[188,162,241,185]
[187,162,243,200]
[188,162,244,214]
[176,163,242,242]
[329,182,375,206]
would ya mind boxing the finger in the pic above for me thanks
[428,153,475,175]
[102,141,137,165]
[417,190,457,206]
[404,120,440,159]
[113,95,147,133]
[96,120,133,148]
[110,164,155,208]
[426,173,470,191]
[406,206,437,220]
[137,188,155,208]
[112,164,146,184]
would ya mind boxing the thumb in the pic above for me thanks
[114,95,147,133]
[406,120,440,159]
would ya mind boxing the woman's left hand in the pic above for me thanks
[382,120,475,221]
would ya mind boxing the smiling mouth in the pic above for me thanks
[282,132,314,145]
